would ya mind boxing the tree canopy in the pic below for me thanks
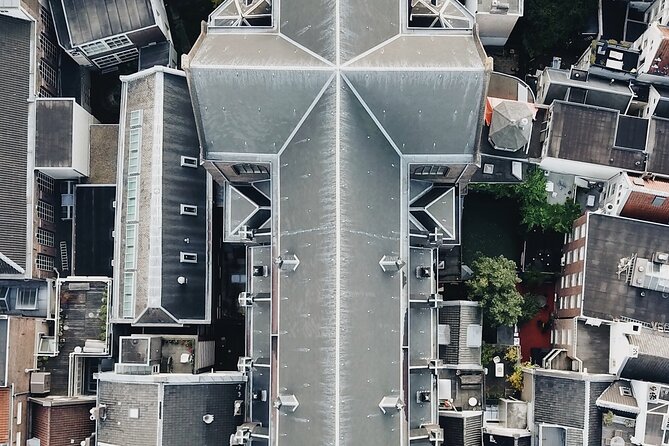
[467,255,524,327]
[519,0,598,59]
[471,168,581,234]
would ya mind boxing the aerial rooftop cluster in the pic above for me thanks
[0,0,669,445]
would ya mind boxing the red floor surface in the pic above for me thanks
[517,282,556,362]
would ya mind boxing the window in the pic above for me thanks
[125,224,137,270]
[559,296,564,310]
[129,110,143,128]
[36,172,54,194]
[128,128,141,175]
[570,295,576,308]
[577,272,583,286]
[126,177,138,221]
[652,196,666,207]
[561,276,565,289]
[412,165,449,176]
[579,246,585,261]
[620,386,633,397]
[104,35,131,49]
[180,204,197,216]
[180,252,198,263]
[39,33,59,63]
[580,224,586,239]
[576,294,581,308]
[39,60,58,90]
[181,156,198,168]
[36,254,54,272]
[566,251,572,265]
[80,41,108,56]
[36,229,54,247]
[232,163,270,175]
[16,289,38,310]
[37,201,54,223]
[122,272,134,318]
[574,226,580,240]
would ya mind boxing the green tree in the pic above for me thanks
[467,255,524,327]
[519,0,598,59]
[471,167,581,234]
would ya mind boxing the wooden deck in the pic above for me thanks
[46,281,108,395]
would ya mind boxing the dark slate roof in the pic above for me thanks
[73,186,115,277]
[439,302,482,367]
[162,383,242,446]
[0,15,30,270]
[575,321,610,374]
[135,307,178,325]
[52,0,156,46]
[646,118,669,176]
[0,255,23,276]
[547,102,645,171]
[582,213,669,323]
[620,330,669,384]
[533,374,586,429]
[589,380,612,446]
[596,380,639,414]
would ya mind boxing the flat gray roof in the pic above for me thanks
[583,213,669,324]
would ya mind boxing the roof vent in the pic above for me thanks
[177,276,187,285]
[203,414,214,424]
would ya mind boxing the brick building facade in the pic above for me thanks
[31,398,95,446]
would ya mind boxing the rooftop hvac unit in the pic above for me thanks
[30,372,51,394]
[652,252,669,265]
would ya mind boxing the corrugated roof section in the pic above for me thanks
[0,15,30,270]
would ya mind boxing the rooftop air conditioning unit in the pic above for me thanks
[652,252,669,265]
[30,372,51,394]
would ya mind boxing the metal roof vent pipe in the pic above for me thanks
[203,414,214,424]
[177,276,188,285]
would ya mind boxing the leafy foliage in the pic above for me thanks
[506,361,534,393]
[519,0,598,59]
[504,346,520,363]
[471,168,581,234]
[467,255,524,327]
[518,293,544,326]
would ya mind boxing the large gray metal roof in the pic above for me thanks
[186,2,490,443]
[0,15,30,272]
[51,0,156,46]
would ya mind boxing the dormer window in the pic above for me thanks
[180,252,198,264]
[180,204,197,216]
[619,386,633,397]
[181,156,198,168]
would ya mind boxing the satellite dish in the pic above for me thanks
[468,397,478,407]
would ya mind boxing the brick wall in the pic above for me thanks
[49,403,95,446]
[556,215,588,319]
[31,402,95,446]
[0,388,9,443]
[621,191,669,224]
[32,403,50,445]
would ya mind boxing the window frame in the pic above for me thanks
[180,252,198,264]
[180,204,198,216]
[180,156,198,168]
[16,288,38,310]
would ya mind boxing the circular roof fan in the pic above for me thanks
[610,437,625,446]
